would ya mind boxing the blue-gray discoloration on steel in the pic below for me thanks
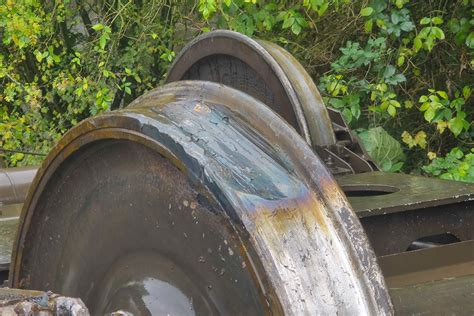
[12,82,392,315]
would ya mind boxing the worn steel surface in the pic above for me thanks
[166,30,377,175]
[166,30,333,147]
[0,288,89,315]
[11,81,392,315]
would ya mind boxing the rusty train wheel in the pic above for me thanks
[166,30,336,148]
[11,81,392,314]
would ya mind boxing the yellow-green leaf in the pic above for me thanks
[360,7,374,17]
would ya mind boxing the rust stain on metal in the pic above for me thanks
[10,81,392,314]
[0,30,471,315]
[252,191,329,236]
[193,102,211,114]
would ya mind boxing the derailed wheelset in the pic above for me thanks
[166,30,378,175]
[164,31,474,315]
[1,30,473,315]
[9,81,391,314]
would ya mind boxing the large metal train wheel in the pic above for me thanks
[11,81,392,314]
[166,30,337,148]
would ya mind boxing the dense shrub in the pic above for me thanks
[0,0,473,182]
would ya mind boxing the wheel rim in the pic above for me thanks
[13,139,266,315]
[166,30,336,147]
[12,81,392,314]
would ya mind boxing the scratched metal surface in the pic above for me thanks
[11,81,392,315]
[166,29,336,148]
[165,30,379,175]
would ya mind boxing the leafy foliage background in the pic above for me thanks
[1,0,473,182]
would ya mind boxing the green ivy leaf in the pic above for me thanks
[400,21,415,32]
[291,22,302,35]
[420,17,431,25]
[424,107,436,122]
[358,127,405,171]
[397,55,405,66]
[316,2,329,16]
[388,104,396,116]
[35,51,43,62]
[449,117,464,136]
[199,0,217,20]
[383,65,396,78]
[342,108,353,123]
[282,16,294,29]
[462,86,472,99]
[413,36,422,52]
[92,23,104,31]
[99,34,107,50]
[390,161,404,172]
[466,32,474,49]
[364,19,373,33]
[419,95,428,102]
[437,91,448,100]
[432,17,443,25]
[431,27,445,40]
[360,7,374,17]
